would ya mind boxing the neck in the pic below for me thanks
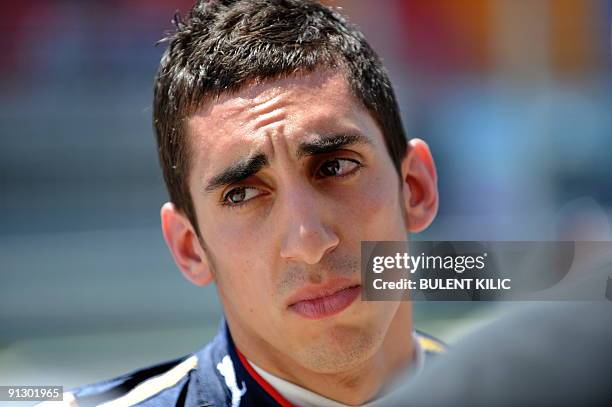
[229,302,414,405]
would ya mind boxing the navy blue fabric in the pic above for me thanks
[70,320,443,406]
[70,320,283,407]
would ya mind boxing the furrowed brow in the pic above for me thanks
[296,132,372,159]
[204,153,268,193]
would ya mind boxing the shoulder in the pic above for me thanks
[414,330,446,355]
[37,322,237,407]
[38,355,199,407]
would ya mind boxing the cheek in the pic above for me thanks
[196,209,277,298]
[339,170,404,238]
[206,231,277,317]
[194,194,258,254]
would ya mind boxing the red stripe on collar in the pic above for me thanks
[236,349,294,407]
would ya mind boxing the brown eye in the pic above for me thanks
[223,186,263,206]
[318,158,360,178]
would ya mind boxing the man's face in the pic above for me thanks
[182,71,413,374]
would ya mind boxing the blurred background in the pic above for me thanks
[1,0,611,393]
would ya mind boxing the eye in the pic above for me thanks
[223,186,264,206]
[317,158,361,178]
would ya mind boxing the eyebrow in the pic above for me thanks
[204,132,372,193]
[205,153,268,192]
[296,132,372,159]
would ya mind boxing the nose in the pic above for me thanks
[279,186,340,265]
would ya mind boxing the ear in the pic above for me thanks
[400,139,439,233]
[160,202,214,286]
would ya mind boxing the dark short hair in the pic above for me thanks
[153,0,407,235]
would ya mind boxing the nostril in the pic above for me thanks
[280,224,339,264]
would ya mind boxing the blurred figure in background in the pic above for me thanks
[388,300,612,406]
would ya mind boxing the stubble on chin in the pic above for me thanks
[293,320,385,374]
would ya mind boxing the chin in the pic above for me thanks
[295,320,386,374]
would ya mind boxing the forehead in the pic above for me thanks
[185,70,381,176]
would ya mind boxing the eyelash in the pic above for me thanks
[221,186,264,209]
[314,157,363,180]
[221,157,363,209]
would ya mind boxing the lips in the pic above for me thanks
[287,281,361,320]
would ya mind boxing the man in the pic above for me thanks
[55,1,443,405]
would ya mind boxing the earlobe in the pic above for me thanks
[160,202,214,286]
[401,139,439,233]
